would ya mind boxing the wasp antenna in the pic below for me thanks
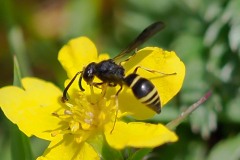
[78,73,85,91]
[62,71,82,102]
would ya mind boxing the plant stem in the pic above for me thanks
[166,90,212,130]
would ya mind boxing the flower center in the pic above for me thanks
[51,91,116,143]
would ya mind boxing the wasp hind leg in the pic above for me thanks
[110,85,123,134]
[88,82,104,104]
[133,66,176,76]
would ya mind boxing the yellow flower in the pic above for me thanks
[0,37,185,159]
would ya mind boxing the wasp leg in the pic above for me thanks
[133,66,176,76]
[92,82,105,98]
[110,85,123,134]
[91,82,104,89]
[89,82,107,104]
[119,52,138,66]
[108,83,117,87]
[62,71,82,103]
[94,82,118,98]
[100,83,117,99]
[88,82,104,97]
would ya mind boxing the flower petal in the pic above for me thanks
[0,77,63,140]
[58,37,98,78]
[119,47,185,119]
[37,135,99,160]
[105,121,178,149]
[58,37,111,98]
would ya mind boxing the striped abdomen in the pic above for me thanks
[124,73,161,113]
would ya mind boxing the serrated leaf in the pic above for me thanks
[204,19,225,47]
[172,34,207,102]
[226,92,240,123]
[229,22,240,53]
[190,101,217,139]
[226,0,240,53]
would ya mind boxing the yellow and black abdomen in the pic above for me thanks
[124,74,161,113]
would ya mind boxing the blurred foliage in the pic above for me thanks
[1,0,240,159]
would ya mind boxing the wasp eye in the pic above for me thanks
[83,62,96,84]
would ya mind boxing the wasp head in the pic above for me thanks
[82,62,97,85]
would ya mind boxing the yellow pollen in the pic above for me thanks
[51,89,118,141]
[86,112,94,118]
[51,130,61,137]
[75,136,83,143]
[84,118,93,125]
[81,122,91,130]
[50,128,71,137]
[64,110,72,115]
[65,102,74,108]
[70,121,80,133]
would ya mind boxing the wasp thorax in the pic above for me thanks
[95,59,125,84]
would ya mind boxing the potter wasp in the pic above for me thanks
[62,21,176,114]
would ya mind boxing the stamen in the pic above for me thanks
[69,121,80,133]
[64,110,72,115]
[84,118,93,124]
[52,111,72,119]
[65,102,74,108]
[51,128,71,137]
[81,122,91,130]
[51,86,119,143]
[52,112,59,117]
[86,112,94,118]
[51,130,61,137]
[75,136,83,143]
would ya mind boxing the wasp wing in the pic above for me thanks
[113,21,165,62]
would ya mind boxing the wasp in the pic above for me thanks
[62,21,176,114]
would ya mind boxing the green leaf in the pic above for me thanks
[204,19,225,47]
[226,0,240,53]
[226,92,240,123]
[189,103,217,139]
[13,55,23,87]
[127,148,152,160]
[9,122,33,160]
[207,134,240,160]
[6,53,33,160]
[8,26,32,77]
[88,135,123,160]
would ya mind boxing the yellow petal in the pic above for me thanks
[105,121,178,149]
[58,36,98,78]
[119,47,185,119]
[98,53,110,61]
[38,135,99,160]
[0,77,63,140]
[58,37,111,98]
